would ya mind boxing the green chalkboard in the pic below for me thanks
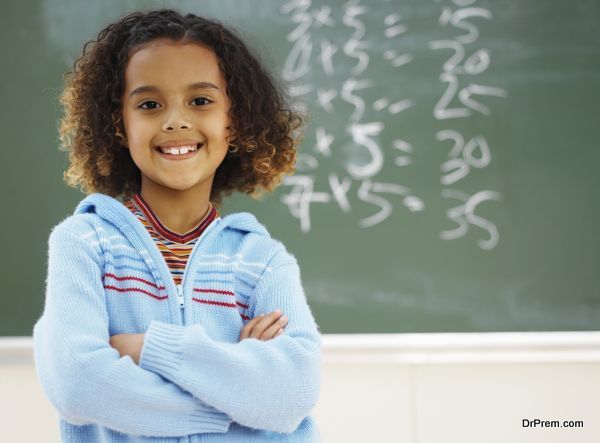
[2,0,599,335]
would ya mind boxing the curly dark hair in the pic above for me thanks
[59,9,302,206]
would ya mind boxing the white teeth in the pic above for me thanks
[159,144,198,155]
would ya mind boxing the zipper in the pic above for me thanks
[175,218,221,325]
[176,284,185,309]
[176,284,185,324]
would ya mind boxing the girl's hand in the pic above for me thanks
[109,333,145,365]
[239,310,288,342]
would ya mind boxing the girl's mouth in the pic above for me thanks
[155,143,203,160]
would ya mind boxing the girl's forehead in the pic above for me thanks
[128,39,218,66]
[124,39,226,91]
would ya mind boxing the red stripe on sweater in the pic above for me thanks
[192,299,247,309]
[104,285,167,301]
[193,288,235,296]
[192,298,237,308]
[104,273,165,290]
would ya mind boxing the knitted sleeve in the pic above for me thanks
[33,226,231,437]
[139,257,321,434]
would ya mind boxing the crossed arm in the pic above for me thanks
[109,310,289,364]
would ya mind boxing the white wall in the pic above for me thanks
[2,332,599,442]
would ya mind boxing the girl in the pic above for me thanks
[33,9,321,442]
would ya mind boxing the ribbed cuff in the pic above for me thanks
[140,321,186,379]
[188,403,232,433]
[140,321,231,433]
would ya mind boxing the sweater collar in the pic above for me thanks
[74,193,269,237]
[129,194,217,244]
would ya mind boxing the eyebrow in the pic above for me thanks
[128,82,220,98]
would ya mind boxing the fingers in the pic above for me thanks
[239,310,288,341]
[260,317,287,340]
[239,313,269,341]
[239,322,250,341]
[251,313,287,340]
[249,311,283,339]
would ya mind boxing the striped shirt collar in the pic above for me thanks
[131,194,217,244]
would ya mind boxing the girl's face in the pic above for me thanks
[121,39,231,197]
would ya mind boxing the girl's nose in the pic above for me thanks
[162,111,192,132]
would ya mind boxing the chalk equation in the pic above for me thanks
[278,0,505,250]
[431,0,505,250]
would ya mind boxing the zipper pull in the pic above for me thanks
[176,284,184,309]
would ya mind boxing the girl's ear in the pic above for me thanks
[115,127,129,148]
[112,112,128,148]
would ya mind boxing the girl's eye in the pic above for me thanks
[192,97,212,106]
[137,97,211,109]
[139,101,160,110]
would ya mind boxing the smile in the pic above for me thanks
[157,144,199,155]
[154,143,204,160]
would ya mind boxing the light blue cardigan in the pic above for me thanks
[33,194,321,442]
